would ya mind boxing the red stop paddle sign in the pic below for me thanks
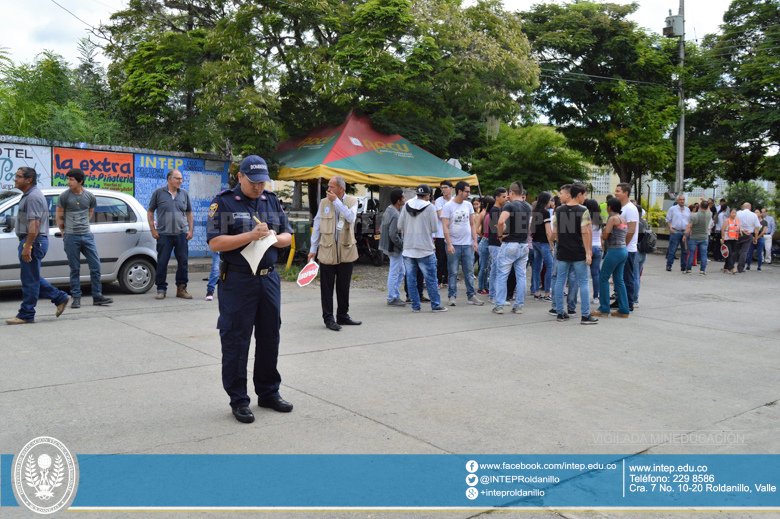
[721,244,729,258]
[297,261,320,287]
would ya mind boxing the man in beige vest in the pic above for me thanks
[308,176,362,331]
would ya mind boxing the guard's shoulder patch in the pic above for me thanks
[209,203,219,218]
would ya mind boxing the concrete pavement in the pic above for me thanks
[1,254,778,518]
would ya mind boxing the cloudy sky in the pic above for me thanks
[3,0,733,67]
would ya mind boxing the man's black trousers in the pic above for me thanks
[320,262,353,323]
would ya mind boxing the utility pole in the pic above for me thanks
[675,0,685,196]
[664,0,685,197]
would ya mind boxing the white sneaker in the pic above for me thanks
[511,306,523,314]
[488,298,495,304]
[492,306,503,314]
[591,297,599,305]
[468,295,484,306]
[448,296,457,306]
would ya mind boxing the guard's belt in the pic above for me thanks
[223,262,275,276]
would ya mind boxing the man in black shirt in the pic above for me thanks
[492,182,533,314]
[552,182,598,324]
[487,187,507,302]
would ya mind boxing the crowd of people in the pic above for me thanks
[379,180,775,325]
[665,195,774,275]
[378,180,661,325]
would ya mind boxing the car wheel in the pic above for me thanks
[118,257,156,294]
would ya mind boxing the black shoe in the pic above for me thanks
[326,321,342,331]
[666,266,672,271]
[232,406,255,423]
[337,316,362,325]
[548,308,557,316]
[405,297,412,303]
[746,266,751,270]
[420,296,431,302]
[93,296,113,306]
[581,315,599,325]
[258,396,293,413]
[567,309,576,315]
[71,297,81,309]
[557,313,570,322]
[610,300,619,309]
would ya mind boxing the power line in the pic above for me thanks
[538,68,669,87]
[47,0,95,29]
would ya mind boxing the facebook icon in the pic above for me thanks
[466,460,478,473]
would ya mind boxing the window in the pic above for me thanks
[0,202,18,227]
[91,196,137,224]
[45,195,59,227]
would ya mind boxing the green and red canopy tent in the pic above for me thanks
[271,111,478,188]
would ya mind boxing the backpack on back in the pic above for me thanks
[637,218,657,253]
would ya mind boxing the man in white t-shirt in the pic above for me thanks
[736,202,761,273]
[612,183,638,313]
[434,181,452,286]
[441,181,483,306]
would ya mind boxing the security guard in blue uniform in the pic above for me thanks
[207,155,293,424]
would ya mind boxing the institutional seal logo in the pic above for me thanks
[13,436,78,514]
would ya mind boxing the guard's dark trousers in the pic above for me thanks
[218,270,282,408]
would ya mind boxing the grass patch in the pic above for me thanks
[281,265,305,282]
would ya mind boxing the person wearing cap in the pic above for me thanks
[397,184,448,313]
[207,155,293,424]
[307,176,362,331]
[147,169,194,299]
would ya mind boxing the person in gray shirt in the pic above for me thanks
[147,169,194,299]
[6,167,70,325]
[56,168,113,309]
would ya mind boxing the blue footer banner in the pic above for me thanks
[3,454,779,510]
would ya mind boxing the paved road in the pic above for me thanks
[1,254,777,518]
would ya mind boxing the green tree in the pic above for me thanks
[520,1,680,186]
[689,0,780,184]
[725,181,770,211]
[0,47,122,143]
[101,0,279,156]
[470,123,587,195]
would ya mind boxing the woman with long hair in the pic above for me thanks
[592,198,630,318]
[477,196,495,294]
[721,208,740,274]
[584,199,603,305]
[530,191,553,301]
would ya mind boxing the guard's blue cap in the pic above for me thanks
[239,155,271,182]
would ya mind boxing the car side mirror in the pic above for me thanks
[2,216,15,232]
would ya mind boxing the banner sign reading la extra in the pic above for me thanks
[52,148,133,194]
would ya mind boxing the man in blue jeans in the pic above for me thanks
[56,168,113,309]
[442,181,484,306]
[493,182,532,314]
[397,184,447,313]
[7,167,69,325]
[552,182,598,324]
[147,169,194,299]
[665,194,691,272]
[548,185,578,317]
[683,199,713,274]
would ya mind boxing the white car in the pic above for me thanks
[0,188,158,293]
